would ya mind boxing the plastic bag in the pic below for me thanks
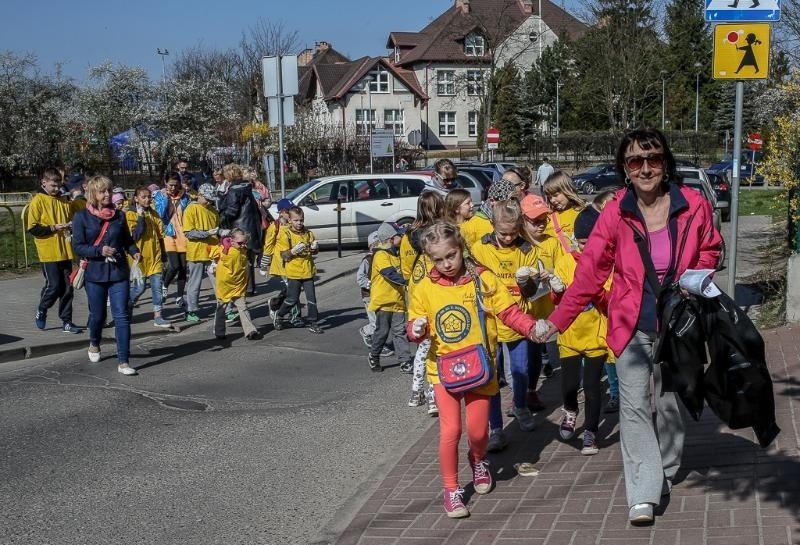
[130,262,145,288]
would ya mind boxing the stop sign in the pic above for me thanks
[486,128,500,144]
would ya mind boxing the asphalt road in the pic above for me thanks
[0,274,433,545]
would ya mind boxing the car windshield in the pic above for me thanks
[285,179,320,201]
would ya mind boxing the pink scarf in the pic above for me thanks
[86,203,116,220]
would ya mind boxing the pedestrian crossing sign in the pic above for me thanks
[712,23,770,80]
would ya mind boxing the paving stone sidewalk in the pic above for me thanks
[336,325,800,545]
[0,250,363,363]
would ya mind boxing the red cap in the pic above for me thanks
[521,194,550,220]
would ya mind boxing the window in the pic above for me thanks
[355,109,376,136]
[384,109,405,136]
[394,47,401,63]
[437,70,456,96]
[352,179,389,201]
[309,181,347,205]
[387,178,426,198]
[465,33,485,56]
[468,111,479,137]
[466,70,483,96]
[368,68,390,93]
[439,111,457,136]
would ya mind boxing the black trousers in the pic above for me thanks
[561,354,606,433]
[39,260,74,322]
[277,278,318,323]
[163,251,187,297]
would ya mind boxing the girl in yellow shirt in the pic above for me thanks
[407,221,537,518]
[444,189,491,251]
[183,184,220,322]
[262,199,301,324]
[542,171,586,255]
[209,228,259,340]
[272,207,323,334]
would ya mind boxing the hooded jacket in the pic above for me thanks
[217,181,263,251]
[549,183,722,357]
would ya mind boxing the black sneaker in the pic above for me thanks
[399,360,413,373]
[273,316,286,330]
[62,322,83,334]
[368,353,382,372]
[307,322,323,334]
[35,311,46,330]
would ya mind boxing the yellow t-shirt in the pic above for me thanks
[459,214,494,250]
[26,193,75,262]
[125,209,164,277]
[470,237,540,342]
[209,244,248,302]
[407,269,518,396]
[182,203,219,262]
[263,222,289,277]
[554,251,611,358]
[276,228,316,280]
[399,233,419,282]
[368,248,406,313]
[544,207,581,253]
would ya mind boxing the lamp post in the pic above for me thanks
[156,48,169,83]
[553,69,561,160]
[367,76,374,174]
[660,70,667,131]
[694,62,702,133]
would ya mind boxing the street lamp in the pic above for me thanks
[660,70,667,131]
[694,62,702,133]
[156,48,169,83]
[553,69,562,161]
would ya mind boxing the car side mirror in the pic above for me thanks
[300,195,317,210]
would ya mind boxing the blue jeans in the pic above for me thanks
[605,362,619,398]
[488,339,529,429]
[130,273,163,313]
[86,279,131,363]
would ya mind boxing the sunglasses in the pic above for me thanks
[624,153,665,171]
[501,177,526,188]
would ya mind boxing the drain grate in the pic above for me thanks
[158,398,209,411]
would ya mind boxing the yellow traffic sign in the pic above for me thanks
[713,23,771,80]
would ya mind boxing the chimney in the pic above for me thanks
[518,0,533,14]
[456,0,470,14]
[298,48,314,67]
[315,41,331,54]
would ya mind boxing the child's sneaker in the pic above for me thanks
[399,359,413,374]
[185,312,200,323]
[379,346,394,357]
[226,312,239,324]
[581,430,599,456]
[407,390,425,407]
[559,409,578,440]
[486,428,508,452]
[359,325,372,347]
[368,353,382,372]
[34,310,46,330]
[443,487,469,518]
[161,286,168,300]
[470,459,492,494]
[273,315,286,331]
[426,387,438,416]
[62,322,83,334]
[307,322,323,334]
[513,407,536,432]
[604,396,619,413]
[175,296,185,308]
[153,316,172,328]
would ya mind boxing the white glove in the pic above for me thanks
[515,266,533,283]
[290,242,307,255]
[549,275,566,293]
[310,240,318,251]
[207,262,217,275]
[412,317,428,337]
[208,227,219,236]
[218,229,231,237]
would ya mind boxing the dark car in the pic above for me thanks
[705,171,731,222]
[707,160,765,186]
[571,164,624,195]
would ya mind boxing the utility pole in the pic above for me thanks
[156,48,169,83]
[694,62,702,132]
[660,70,667,130]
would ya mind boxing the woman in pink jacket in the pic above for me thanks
[537,128,722,525]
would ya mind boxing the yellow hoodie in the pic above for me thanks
[27,192,75,262]
[182,203,219,262]
[209,243,248,303]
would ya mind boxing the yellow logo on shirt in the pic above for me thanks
[435,305,471,343]
[412,260,426,283]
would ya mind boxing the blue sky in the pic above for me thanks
[2,0,584,82]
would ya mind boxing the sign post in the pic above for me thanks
[486,127,500,160]
[262,55,298,198]
[710,9,773,296]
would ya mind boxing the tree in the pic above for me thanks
[492,63,523,156]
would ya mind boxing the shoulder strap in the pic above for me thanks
[472,270,490,348]
[93,221,110,247]
[551,212,573,254]
[630,223,663,297]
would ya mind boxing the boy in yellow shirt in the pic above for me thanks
[367,222,412,373]
[263,198,301,324]
[271,207,323,334]
[126,186,170,328]
[27,167,82,333]
[209,228,258,340]
[183,184,220,322]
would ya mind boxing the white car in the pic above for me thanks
[270,174,447,245]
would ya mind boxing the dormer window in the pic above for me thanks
[368,68,390,93]
[394,46,401,63]
[465,33,485,56]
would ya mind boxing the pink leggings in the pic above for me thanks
[434,384,491,489]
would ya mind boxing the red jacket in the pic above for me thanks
[549,184,722,357]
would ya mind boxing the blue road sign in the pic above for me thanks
[705,0,780,21]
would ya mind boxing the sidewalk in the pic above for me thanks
[335,324,800,545]
[0,249,364,364]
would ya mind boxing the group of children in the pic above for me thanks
[355,167,621,518]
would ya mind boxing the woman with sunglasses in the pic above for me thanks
[534,128,722,525]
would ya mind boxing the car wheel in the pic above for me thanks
[396,217,414,230]
[582,182,595,195]
[722,209,731,222]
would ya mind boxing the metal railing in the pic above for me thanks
[0,205,19,268]
[0,192,33,206]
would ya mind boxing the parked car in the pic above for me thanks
[707,160,765,186]
[481,162,518,176]
[455,171,489,204]
[571,164,624,195]
[677,167,726,269]
[273,174,446,246]
[705,171,731,222]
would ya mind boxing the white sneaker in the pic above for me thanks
[117,364,138,376]
[88,347,101,363]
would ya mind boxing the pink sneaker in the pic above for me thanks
[471,459,493,494]
[443,487,469,518]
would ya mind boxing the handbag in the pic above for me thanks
[69,220,110,290]
[436,274,493,393]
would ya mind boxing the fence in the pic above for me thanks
[0,205,20,268]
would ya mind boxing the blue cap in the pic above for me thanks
[276,198,294,211]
